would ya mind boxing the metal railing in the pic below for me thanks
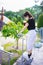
[0,50,10,65]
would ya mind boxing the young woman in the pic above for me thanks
[20,11,36,60]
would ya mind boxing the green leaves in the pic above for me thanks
[2,21,28,39]
[17,22,23,32]
[22,29,28,34]
[2,22,17,38]
[37,13,43,28]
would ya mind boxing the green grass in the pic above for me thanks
[1,49,22,65]
[3,42,16,51]
[3,42,26,51]
[8,49,23,55]
[10,57,19,65]
[2,57,19,65]
[3,42,24,65]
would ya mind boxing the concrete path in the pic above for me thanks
[31,46,43,65]
[13,45,43,65]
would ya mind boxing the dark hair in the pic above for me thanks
[23,11,33,18]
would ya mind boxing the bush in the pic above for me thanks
[3,42,15,51]
[10,57,18,65]
[2,21,28,49]
[2,57,18,65]
[2,22,28,38]
[37,13,43,28]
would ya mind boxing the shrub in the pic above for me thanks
[37,13,43,28]
[2,57,18,65]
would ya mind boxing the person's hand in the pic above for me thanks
[17,32,23,37]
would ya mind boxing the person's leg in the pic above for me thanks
[27,30,36,59]
[28,50,32,58]
[23,30,36,58]
[26,33,33,59]
[23,30,36,60]
[22,32,32,60]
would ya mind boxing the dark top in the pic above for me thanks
[24,18,35,30]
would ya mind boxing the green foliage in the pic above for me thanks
[2,21,28,49]
[2,22,17,38]
[4,7,35,22]
[10,57,18,65]
[37,13,43,28]
[12,17,17,23]
[2,57,19,65]
[10,50,22,65]
[2,22,28,39]
[40,1,43,12]
[3,42,15,51]
[32,5,42,20]
[4,11,15,17]
[8,16,12,20]
[23,29,28,34]
[8,49,22,55]
[4,6,42,21]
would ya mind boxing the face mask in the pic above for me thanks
[24,16,29,21]
[23,20,27,23]
[23,20,27,26]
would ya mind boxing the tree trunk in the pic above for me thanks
[16,39,18,49]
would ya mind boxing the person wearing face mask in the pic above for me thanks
[20,11,36,61]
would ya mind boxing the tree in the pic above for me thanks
[2,22,28,49]
[4,7,35,21]
[32,5,42,20]
[37,13,43,28]
[12,17,17,23]
[8,16,12,20]
[4,11,15,19]
[40,1,43,12]
[16,15,23,23]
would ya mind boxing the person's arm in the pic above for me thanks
[20,22,29,33]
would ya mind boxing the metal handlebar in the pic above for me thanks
[17,33,24,38]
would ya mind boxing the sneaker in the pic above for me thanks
[22,52,33,61]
